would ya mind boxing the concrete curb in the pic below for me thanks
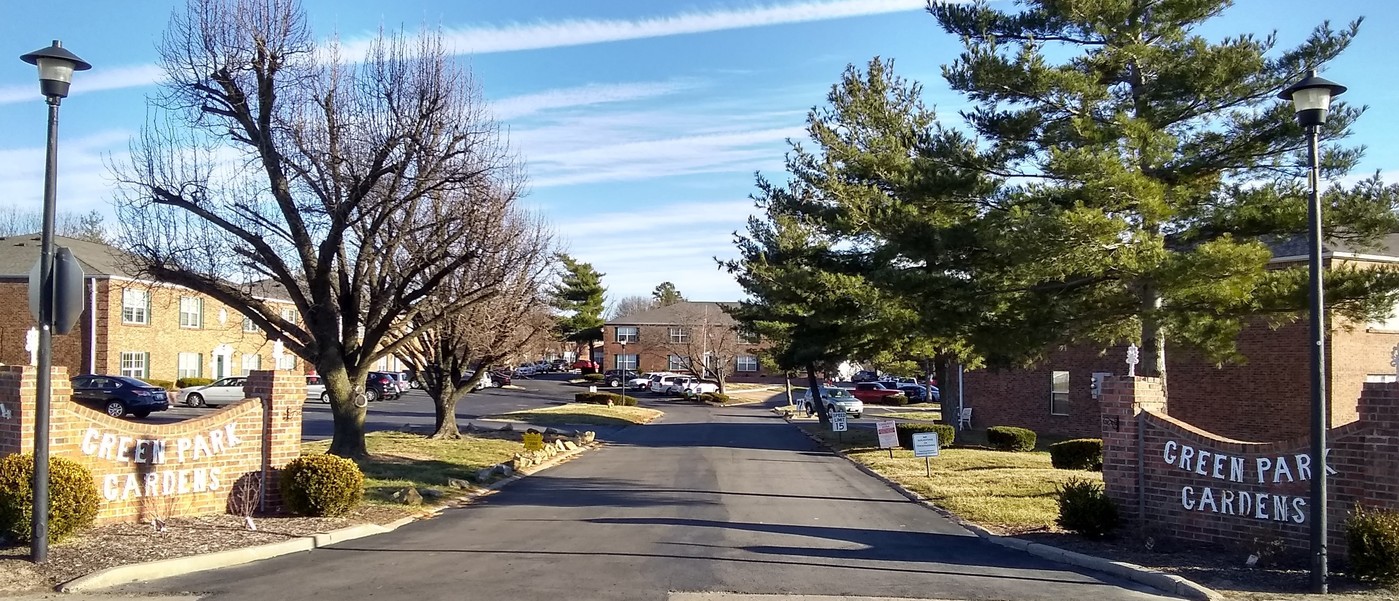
[58,442,600,593]
[785,416,1222,601]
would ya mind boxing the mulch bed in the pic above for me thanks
[1013,530,1397,600]
[0,505,411,594]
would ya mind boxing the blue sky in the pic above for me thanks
[3,0,1399,304]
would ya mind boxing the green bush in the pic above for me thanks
[1057,478,1119,538]
[987,426,1037,452]
[581,373,605,382]
[176,377,215,389]
[870,393,909,406]
[895,423,955,449]
[1049,439,1104,471]
[1347,505,1399,584]
[0,454,100,543]
[279,455,364,517]
[139,378,175,390]
[699,392,732,404]
[574,391,636,406]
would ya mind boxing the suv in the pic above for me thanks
[851,370,880,383]
[602,369,638,388]
[802,386,863,418]
[366,372,401,402]
[70,375,170,418]
[649,374,687,394]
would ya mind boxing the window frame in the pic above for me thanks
[179,296,203,329]
[616,354,638,371]
[667,355,686,372]
[121,289,150,325]
[243,316,259,333]
[276,353,296,371]
[736,355,759,372]
[241,353,261,375]
[119,352,149,379]
[177,352,203,379]
[668,327,688,344]
[1050,370,1070,416]
[615,326,639,343]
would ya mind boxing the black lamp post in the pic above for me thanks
[1279,68,1347,595]
[19,39,91,563]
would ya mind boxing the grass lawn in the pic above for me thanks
[803,425,1100,533]
[487,403,663,427]
[871,411,943,421]
[302,431,523,506]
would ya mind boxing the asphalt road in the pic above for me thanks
[119,400,1174,601]
[144,373,588,441]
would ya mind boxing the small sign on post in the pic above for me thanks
[830,410,847,441]
[522,430,545,452]
[912,431,940,477]
[875,420,898,458]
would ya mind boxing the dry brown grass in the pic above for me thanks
[487,403,663,427]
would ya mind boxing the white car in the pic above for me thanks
[678,379,720,397]
[802,387,864,418]
[307,375,327,403]
[515,363,538,376]
[630,372,675,390]
[649,374,686,394]
[178,376,250,408]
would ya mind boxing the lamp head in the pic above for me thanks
[20,40,91,99]
[1279,69,1347,128]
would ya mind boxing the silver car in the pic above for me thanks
[307,375,327,403]
[802,387,864,418]
[177,376,249,408]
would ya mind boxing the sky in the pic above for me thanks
[3,0,1399,305]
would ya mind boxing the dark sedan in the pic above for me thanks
[898,384,940,403]
[70,375,170,418]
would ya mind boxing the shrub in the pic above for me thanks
[139,378,175,390]
[279,455,364,517]
[1347,505,1399,584]
[699,392,731,404]
[895,423,955,449]
[0,454,100,543]
[875,393,909,406]
[176,377,214,389]
[581,373,605,382]
[573,392,635,406]
[987,426,1037,452]
[1049,439,1104,471]
[1057,478,1119,538]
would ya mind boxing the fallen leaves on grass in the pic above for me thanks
[302,431,523,505]
[487,403,663,427]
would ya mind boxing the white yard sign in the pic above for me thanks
[830,410,848,432]
[912,432,940,457]
[875,421,898,449]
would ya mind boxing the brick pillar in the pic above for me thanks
[243,370,305,511]
[1355,382,1399,509]
[0,366,68,458]
[1100,376,1166,523]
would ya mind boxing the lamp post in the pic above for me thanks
[1279,68,1347,595]
[19,40,91,563]
[618,339,628,398]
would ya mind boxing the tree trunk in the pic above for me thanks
[320,356,369,458]
[1141,281,1167,387]
[431,382,462,440]
[805,362,830,427]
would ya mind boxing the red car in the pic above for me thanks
[851,381,905,403]
[572,359,598,370]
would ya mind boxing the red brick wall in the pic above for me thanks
[0,367,303,524]
[0,280,91,374]
[601,324,778,381]
[1101,375,1399,558]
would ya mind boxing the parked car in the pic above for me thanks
[678,379,720,397]
[70,375,170,418]
[515,363,538,376]
[489,370,512,387]
[391,372,412,394]
[459,370,493,391]
[802,386,864,418]
[551,359,567,371]
[572,359,599,374]
[178,376,249,408]
[893,384,940,403]
[307,375,327,403]
[851,370,880,383]
[649,374,687,394]
[630,371,674,390]
[602,369,638,388]
[851,381,905,403]
[366,371,401,402]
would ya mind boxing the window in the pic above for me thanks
[1050,371,1070,415]
[1090,372,1112,400]
[243,316,258,333]
[241,353,261,375]
[740,330,760,344]
[179,297,203,328]
[121,289,149,325]
[177,352,203,379]
[736,355,759,372]
[615,326,639,343]
[667,355,687,371]
[1369,299,1399,330]
[277,353,296,371]
[119,352,149,378]
[281,307,297,324]
[668,327,688,343]
[616,354,638,371]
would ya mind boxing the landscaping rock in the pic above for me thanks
[476,467,494,482]
[499,423,514,432]
[447,478,472,489]
[463,423,477,432]
[493,464,514,478]
[392,487,423,506]
[582,431,596,443]
[554,439,567,451]
[563,441,578,450]
[420,488,443,500]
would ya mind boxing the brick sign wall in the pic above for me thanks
[1100,376,1399,557]
[0,366,303,524]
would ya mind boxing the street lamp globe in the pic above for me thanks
[1279,69,1347,127]
[20,40,92,100]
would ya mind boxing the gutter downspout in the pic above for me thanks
[87,277,97,373]
[957,364,965,431]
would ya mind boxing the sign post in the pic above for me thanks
[522,429,545,452]
[912,431,940,477]
[875,420,898,458]
[831,409,847,441]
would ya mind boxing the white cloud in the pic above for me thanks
[341,0,927,58]
[0,130,133,214]
[558,200,757,238]
[493,79,701,120]
[568,226,747,301]
[525,126,803,187]
[0,64,165,106]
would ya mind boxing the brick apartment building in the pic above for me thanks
[951,236,1399,443]
[0,234,303,382]
[601,301,778,383]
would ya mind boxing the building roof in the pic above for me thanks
[0,234,135,278]
[606,301,739,326]
[1267,232,1399,263]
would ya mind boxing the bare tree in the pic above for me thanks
[654,303,748,394]
[398,208,555,439]
[608,295,656,320]
[111,0,519,457]
[0,206,108,243]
